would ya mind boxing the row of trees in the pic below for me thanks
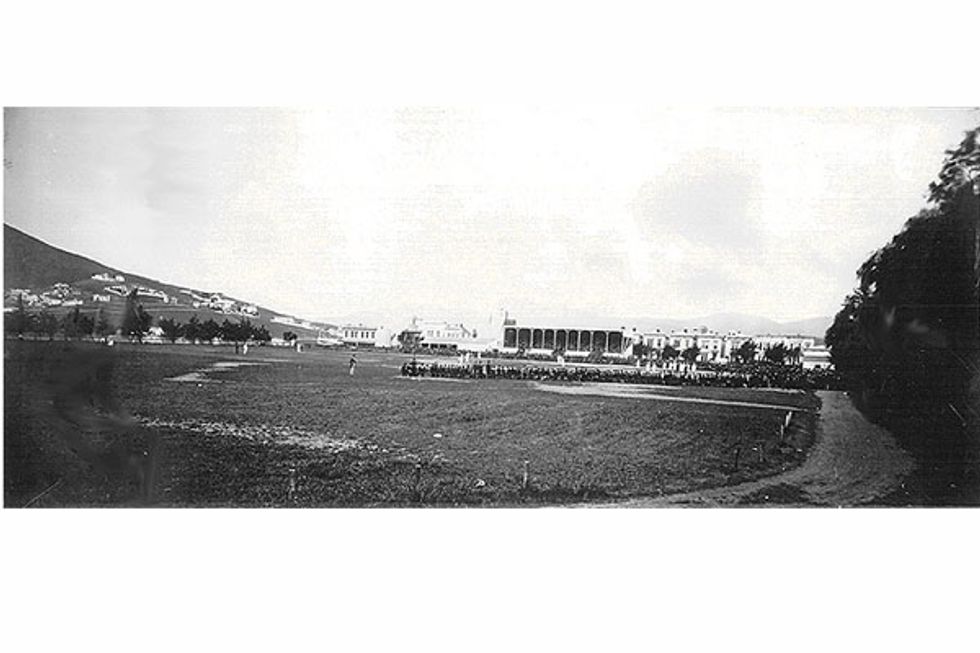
[632,340,801,365]
[156,315,271,344]
[5,300,114,341]
[5,290,272,345]
[825,127,979,489]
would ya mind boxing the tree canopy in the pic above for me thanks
[826,126,979,493]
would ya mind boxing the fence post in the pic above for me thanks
[414,461,423,502]
[521,460,530,491]
[782,410,793,443]
[287,467,297,504]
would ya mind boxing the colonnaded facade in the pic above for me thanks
[501,324,629,357]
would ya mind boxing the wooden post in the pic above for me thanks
[414,461,423,502]
[522,460,530,491]
[287,467,297,504]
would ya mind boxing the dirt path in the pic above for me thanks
[586,391,916,507]
[532,381,813,412]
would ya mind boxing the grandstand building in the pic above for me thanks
[501,323,631,358]
[499,313,822,364]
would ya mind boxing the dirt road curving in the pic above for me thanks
[589,391,916,507]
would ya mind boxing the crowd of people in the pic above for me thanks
[399,358,843,390]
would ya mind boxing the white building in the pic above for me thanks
[695,332,725,361]
[641,329,668,350]
[802,346,833,370]
[92,272,124,282]
[410,318,484,352]
[208,294,236,312]
[7,289,40,306]
[136,287,168,302]
[340,324,379,346]
[752,334,816,351]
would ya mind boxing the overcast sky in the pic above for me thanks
[4,106,978,329]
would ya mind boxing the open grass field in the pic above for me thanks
[4,340,818,507]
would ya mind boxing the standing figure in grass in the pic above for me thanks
[348,353,357,376]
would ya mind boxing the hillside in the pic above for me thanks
[4,226,118,290]
[3,224,333,339]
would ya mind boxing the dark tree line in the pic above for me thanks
[4,300,112,341]
[826,127,980,495]
[5,294,271,346]
[156,315,270,344]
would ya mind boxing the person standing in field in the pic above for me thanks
[348,354,357,376]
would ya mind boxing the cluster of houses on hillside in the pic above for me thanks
[5,270,261,321]
[91,272,125,283]
[7,283,83,308]
[180,289,258,316]
[316,311,833,370]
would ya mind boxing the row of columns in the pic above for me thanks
[503,327,626,354]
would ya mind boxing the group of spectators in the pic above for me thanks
[400,358,842,390]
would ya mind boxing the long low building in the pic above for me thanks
[501,324,630,357]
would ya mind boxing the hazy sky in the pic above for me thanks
[4,106,978,328]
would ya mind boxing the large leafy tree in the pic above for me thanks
[733,340,757,364]
[198,318,221,343]
[158,317,184,343]
[681,345,700,364]
[78,312,95,338]
[928,127,980,207]
[121,289,153,342]
[94,311,113,338]
[12,294,29,336]
[763,343,789,365]
[61,306,81,340]
[827,126,980,491]
[38,309,58,341]
[183,315,201,343]
[252,324,271,343]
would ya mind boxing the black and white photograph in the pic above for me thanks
[5,106,978,509]
[2,5,979,651]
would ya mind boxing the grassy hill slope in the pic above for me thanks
[3,224,333,339]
